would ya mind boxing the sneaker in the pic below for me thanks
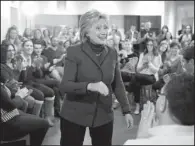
[134,103,140,115]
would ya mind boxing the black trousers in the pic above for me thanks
[1,111,49,146]
[60,118,113,146]
[121,72,156,103]
[152,78,165,91]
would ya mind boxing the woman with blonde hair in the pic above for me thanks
[60,9,134,146]
[2,25,22,52]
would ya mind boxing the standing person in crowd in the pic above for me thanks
[0,74,49,146]
[109,24,122,39]
[43,29,52,49]
[180,25,193,48]
[2,25,22,52]
[122,39,162,114]
[107,24,121,52]
[124,73,194,145]
[157,25,169,44]
[20,40,56,126]
[23,28,33,41]
[138,22,156,53]
[125,25,140,55]
[60,9,134,146]
[32,29,47,49]
[125,25,139,44]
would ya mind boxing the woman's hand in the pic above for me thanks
[44,62,51,69]
[87,81,109,96]
[125,113,134,129]
[137,101,158,138]
[49,65,56,72]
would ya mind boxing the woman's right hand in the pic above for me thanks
[87,81,109,96]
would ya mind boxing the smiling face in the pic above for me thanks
[34,44,43,56]
[86,18,109,45]
[146,40,154,53]
[185,25,191,34]
[23,40,34,55]
[160,43,168,53]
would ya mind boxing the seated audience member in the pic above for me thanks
[2,25,22,52]
[158,40,169,64]
[113,41,139,109]
[121,39,162,114]
[0,42,45,116]
[181,45,194,75]
[152,42,183,91]
[32,29,46,49]
[42,37,65,79]
[0,80,49,146]
[165,31,173,45]
[23,28,33,41]
[63,39,71,53]
[32,40,62,117]
[20,40,56,126]
[120,40,138,71]
[43,29,52,48]
[0,43,41,114]
[156,25,169,44]
[13,54,45,116]
[124,73,194,145]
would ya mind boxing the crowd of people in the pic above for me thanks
[0,9,194,146]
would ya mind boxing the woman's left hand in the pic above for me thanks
[125,113,134,129]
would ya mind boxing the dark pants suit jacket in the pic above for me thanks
[60,41,131,128]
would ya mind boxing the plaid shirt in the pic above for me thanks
[1,108,19,122]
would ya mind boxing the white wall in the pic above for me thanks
[33,1,165,37]
[41,1,164,16]
[34,15,78,28]
[1,1,11,41]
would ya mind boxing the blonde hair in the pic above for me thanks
[79,9,108,43]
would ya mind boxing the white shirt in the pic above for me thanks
[137,53,162,79]
[124,125,194,145]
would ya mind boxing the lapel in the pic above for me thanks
[81,41,109,68]
[99,45,109,65]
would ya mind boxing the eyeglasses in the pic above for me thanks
[147,44,153,46]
